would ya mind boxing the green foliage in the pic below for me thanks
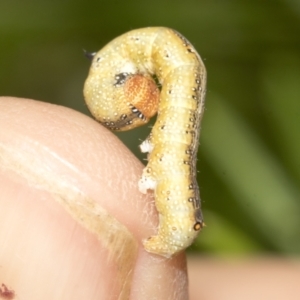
[1,0,300,255]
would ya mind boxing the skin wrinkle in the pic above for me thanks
[140,193,157,231]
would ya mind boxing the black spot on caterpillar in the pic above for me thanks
[84,27,207,258]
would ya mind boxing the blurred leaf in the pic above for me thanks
[261,50,300,183]
[201,93,300,253]
[192,210,262,255]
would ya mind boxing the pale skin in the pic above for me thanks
[1,97,299,300]
[0,96,188,300]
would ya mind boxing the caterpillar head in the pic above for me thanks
[84,52,160,131]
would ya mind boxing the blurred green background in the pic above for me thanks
[1,0,300,256]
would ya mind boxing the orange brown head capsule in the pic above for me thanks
[124,74,159,120]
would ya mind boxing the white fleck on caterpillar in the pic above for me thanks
[83,27,206,258]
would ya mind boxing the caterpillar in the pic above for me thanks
[83,27,206,258]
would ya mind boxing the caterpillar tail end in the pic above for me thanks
[143,235,181,259]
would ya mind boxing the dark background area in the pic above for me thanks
[1,0,300,255]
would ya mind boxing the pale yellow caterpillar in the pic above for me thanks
[83,27,206,258]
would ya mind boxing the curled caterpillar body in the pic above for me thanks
[84,27,206,258]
